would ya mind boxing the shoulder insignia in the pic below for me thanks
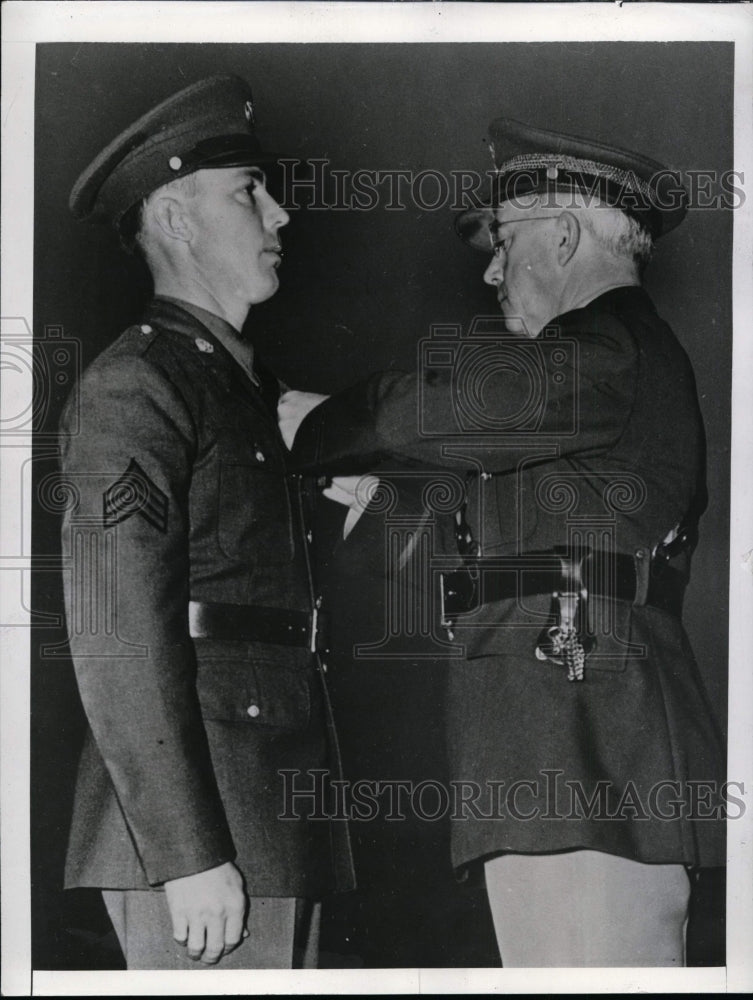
[103,458,168,532]
[120,322,161,356]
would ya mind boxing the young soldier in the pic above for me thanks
[61,75,352,970]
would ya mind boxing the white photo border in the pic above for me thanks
[2,2,751,995]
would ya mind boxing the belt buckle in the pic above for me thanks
[309,605,319,653]
[309,598,330,654]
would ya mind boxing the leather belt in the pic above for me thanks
[441,551,686,620]
[188,600,329,652]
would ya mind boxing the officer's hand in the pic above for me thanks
[164,861,247,965]
[277,390,329,449]
[323,474,379,539]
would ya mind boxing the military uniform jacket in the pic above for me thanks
[291,286,725,869]
[61,298,353,894]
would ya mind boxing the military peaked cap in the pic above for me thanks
[456,116,688,250]
[70,75,281,225]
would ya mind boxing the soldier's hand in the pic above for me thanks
[164,861,248,965]
[277,390,329,449]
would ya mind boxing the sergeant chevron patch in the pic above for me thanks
[103,458,168,532]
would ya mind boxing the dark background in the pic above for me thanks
[32,42,732,968]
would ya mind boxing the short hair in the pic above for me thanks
[117,200,145,255]
[116,172,200,258]
[526,192,655,269]
[577,207,655,270]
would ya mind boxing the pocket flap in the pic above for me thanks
[195,641,312,729]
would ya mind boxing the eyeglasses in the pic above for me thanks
[489,213,562,258]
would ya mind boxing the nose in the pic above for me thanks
[483,252,504,287]
[259,186,290,230]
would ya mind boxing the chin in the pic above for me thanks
[502,315,526,337]
[251,277,280,305]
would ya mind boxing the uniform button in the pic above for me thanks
[169,155,183,171]
[246,704,260,718]
[306,530,313,543]
[635,548,646,559]
[321,662,328,674]
[254,449,266,463]
[140,324,153,334]
[195,338,214,354]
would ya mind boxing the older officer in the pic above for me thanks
[278,118,725,966]
[61,75,352,970]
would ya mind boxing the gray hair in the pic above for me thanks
[526,191,655,269]
[577,206,655,269]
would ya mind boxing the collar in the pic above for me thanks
[154,295,259,387]
[142,297,282,419]
[554,284,655,326]
[564,280,641,316]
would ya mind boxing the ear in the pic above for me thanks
[150,195,193,244]
[555,211,580,266]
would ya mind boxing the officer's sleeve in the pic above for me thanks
[60,353,236,885]
[290,318,638,474]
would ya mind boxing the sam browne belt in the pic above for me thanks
[440,547,688,681]
[441,550,685,616]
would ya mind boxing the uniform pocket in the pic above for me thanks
[458,594,633,674]
[195,640,312,730]
[216,437,295,565]
[250,657,312,731]
[476,468,539,551]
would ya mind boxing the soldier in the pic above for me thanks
[60,75,352,970]
[278,118,725,966]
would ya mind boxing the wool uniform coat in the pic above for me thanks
[60,297,353,895]
[290,286,726,871]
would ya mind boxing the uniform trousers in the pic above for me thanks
[102,890,320,970]
[484,849,690,967]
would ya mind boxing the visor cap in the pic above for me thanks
[70,75,281,225]
[456,116,688,251]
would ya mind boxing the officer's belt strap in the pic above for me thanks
[188,600,329,652]
[447,552,686,617]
